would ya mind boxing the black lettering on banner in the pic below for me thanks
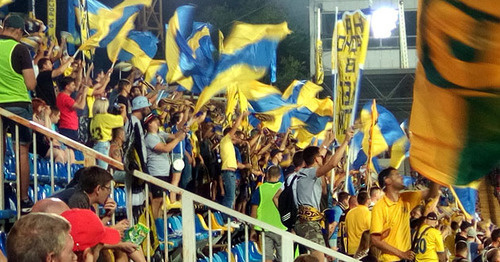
[345,18,353,35]
[337,35,346,52]
[346,58,356,73]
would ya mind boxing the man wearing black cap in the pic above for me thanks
[414,212,446,262]
[0,14,37,212]
[370,167,440,262]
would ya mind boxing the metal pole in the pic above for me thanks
[66,149,71,184]
[181,194,196,261]
[398,0,409,68]
[50,139,54,194]
[330,6,339,193]
[145,183,151,262]
[33,133,38,202]
[208,210,213,262]
[0,118,4,211]
[15,125,20,218]
[245,224,249,262]
[110,170,115,225]
[261,231,266,262]
[163,191,168,262]
[227,217,231,262]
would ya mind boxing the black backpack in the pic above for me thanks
[278,174,302,230]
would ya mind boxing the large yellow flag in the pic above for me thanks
[333,11,370,143]
[315,39,324,85]
[0,0,13,8]
[106,14,137,63]
[410,0,500,186]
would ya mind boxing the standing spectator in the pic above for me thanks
[35,56,73,107]
[220,111,249,208]
[56,76,88,141]
[456,222,473,244]
[326,191,349,251]
[250,166,286,262]
[453,241,469,262]
[144,113,185,215]
[90,98,126,169]
[294,129,352,261]
[370,167,440,262]
[414,212,446,262]
[467,228,481,262]
[124,96,151,173]
[369,186,383,210]
[109,127,125,162]
[115,79,132,114]
[346,191,371,256]
[0,14,37,212]
[446,221,460,260]
[6,213,77,262]
[284,150,305,208]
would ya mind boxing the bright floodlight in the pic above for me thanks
[371,7,398,39]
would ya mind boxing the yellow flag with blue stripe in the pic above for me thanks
[410,0,500,186]
[106,13,137,63]
[145,60,168,86]
[78,0,150,52]
[165,6,215,94]
[195,22,291,112]
[117,31,159,73]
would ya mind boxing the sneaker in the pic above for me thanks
[21,198,34,214]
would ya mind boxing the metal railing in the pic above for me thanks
[0,106,357,261]
[0,107,123,218]
[129,170,358,262]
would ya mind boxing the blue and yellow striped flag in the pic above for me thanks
[165,6,215,94]
[195,22,291,112]
[106,13,137,63]
[117,31,159,73]
[410,0,500,186]
[145,60,168,86]
[0,0,13,8]
[78,0,150,52]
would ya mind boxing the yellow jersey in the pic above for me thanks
[371,191,422,262]
[415,224,445,262]
[220,134,237,170]
[346,205,371,255]
[90,113,123,142]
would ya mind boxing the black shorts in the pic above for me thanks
[150,176,169,198]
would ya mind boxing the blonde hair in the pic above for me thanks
[92,98,109,116]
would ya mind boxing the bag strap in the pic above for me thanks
[412,226,433,251]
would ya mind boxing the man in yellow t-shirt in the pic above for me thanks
[371,167,440,262]
[415,212,446,262]
[220,111,249,208]
[346,191,371,255]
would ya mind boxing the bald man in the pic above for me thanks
[31,198,70,214]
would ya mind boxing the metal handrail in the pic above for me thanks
[130,170,358,262]
[0,107,123,170]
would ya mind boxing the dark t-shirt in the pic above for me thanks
[0,35,32,74]
[67,190,92,209]
[35,70,57,107]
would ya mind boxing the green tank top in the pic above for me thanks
[255,182,287,231]
[0,39,31,103]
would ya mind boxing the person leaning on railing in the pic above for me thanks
[0,14,38,213]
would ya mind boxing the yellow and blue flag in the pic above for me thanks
[145,60,168,86]
[117,31,159,73]
[106,13,137,63]
[195,22,291,112]
[360,100,405,159]
[449,184,479,220]
[409,0,500,186]
[165,6,216,94]
[0,0,13,8]
[389,120,410,169]
[79,0,150,52]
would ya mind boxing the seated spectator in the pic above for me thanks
[61,209,121,262]
[31,197,70,214]
[7,212,77,262]
[31,98,67,163]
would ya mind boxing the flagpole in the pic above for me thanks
[366,99,376,191]
[330,6,339,194]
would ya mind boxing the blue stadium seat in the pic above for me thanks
[0,231,7,257]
